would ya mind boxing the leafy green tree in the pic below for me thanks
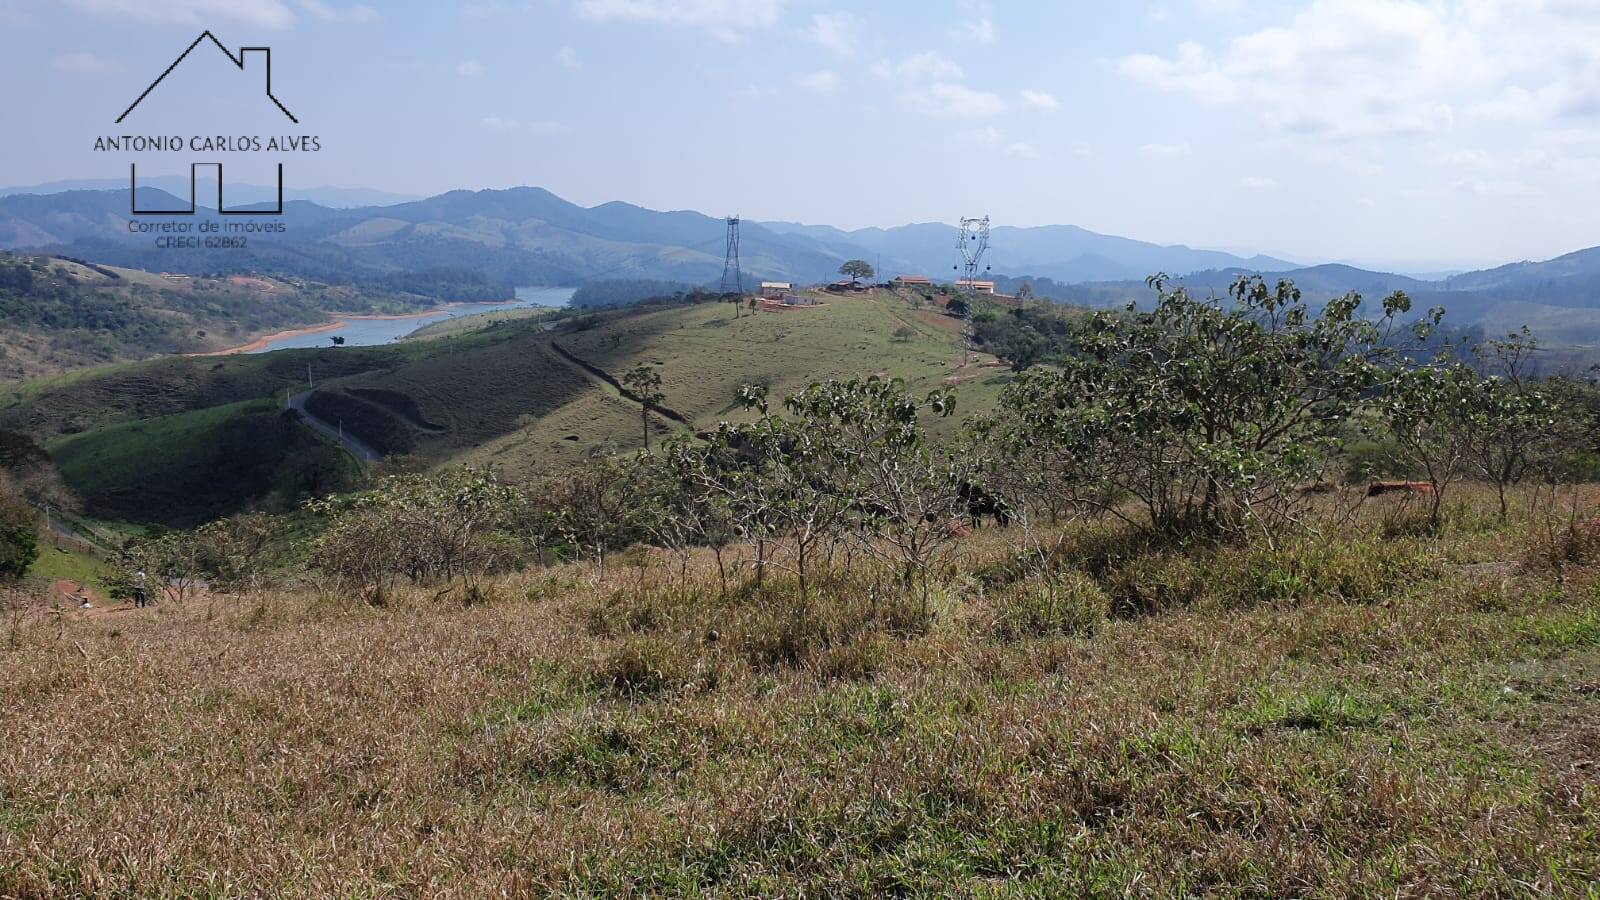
[782,377,968,617]
[946,296,970,319]
[1380,364,1477,528]
[1465,330,1592,520]
[622,364,666,451]
[639,438,742,592]
[0,474,38,581]
[307,467,518,603]
[109,529,202,603]
[988,275,1427,537]
[191,513,282,593]
[839,259,875,285]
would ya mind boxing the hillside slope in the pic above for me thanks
[304,291,1011,479]
[3,487,1598,894]
[2,289,1014,524]
[0,253,448,378]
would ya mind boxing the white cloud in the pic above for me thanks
[956,16,995,44]
[1239,176,1279,189]
[64,0,295,28]
[959,126,1042,158]
[1119,0,1600,140]
[557,46,581,69]
[52,52,120,73]
[805,11,860,55]
[1019,89,1060,112]
[575,0,786,42]
[1140,142,1191,158]
[457,59,486,77]
[731,83,776,101]
[904,82,1006,118]
[960,126,1002,146]
[873,51,963,82]
[480,117,571,133]
[796,69,840,93]
[299,0,378,22]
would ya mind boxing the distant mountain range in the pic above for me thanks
[4,184,1600,345]
[0,184,1298,288]
[760,220,1299,283]
[0,178,422,209]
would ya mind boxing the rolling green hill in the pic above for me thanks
[304,290,1013,479]
[2,288,1019,525]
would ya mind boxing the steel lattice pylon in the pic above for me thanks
[719,216,743,295]
[957,216,990,365]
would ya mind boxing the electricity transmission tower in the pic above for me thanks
[956,215,990,365]
[719,215,744,296]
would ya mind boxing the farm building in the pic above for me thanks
[955,279,997,294]
[893,275,933,287]
[760,281,792,298]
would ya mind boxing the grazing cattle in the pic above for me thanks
[958,481,1012,528]
[1366,480,1436,497]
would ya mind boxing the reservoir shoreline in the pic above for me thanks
[191,288,572,356]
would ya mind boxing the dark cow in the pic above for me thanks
[958,481,1012,528]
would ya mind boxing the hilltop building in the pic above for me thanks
[760,281,792,298]
[955,279,997,295]
[893,275,933,288]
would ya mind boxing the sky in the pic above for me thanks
[3,0,1600,270]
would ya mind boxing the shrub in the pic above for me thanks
[1237,687,1386,732]
[0,477,38,581]
[1221,540,1427,608]
[736,600,832,670]
[815,635,888,681]
[1520,519,1600,574]
[1100,538,1430,615]
[992,571,1110,641]
[1103,553,1202,617]
[592,637,691,698]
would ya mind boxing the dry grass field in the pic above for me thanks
[3,487,1599,895]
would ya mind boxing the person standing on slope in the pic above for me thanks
[132,570,150,608]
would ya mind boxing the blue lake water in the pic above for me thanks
[247,286,575,353]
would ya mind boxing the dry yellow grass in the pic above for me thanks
[3,490,1599,895]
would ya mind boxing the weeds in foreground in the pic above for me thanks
[4,486,1600,895]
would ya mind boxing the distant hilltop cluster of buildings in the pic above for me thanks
[745,274,1011,309]
[895,274,1001,295]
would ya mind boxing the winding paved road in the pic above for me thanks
[288,392,383,462]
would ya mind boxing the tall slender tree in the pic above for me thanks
[623,364,666,451]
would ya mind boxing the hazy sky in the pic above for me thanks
[3,0,1600,269]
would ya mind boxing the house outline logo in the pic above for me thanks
[119,31,297,124]
[120,31,297,217]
